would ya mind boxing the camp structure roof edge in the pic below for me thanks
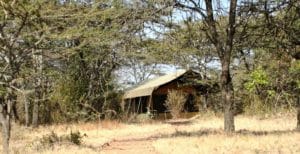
[123,69,191,99]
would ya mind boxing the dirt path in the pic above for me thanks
[101,136,159,154]
[100,119,196,154]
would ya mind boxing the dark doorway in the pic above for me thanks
[184,94,199,112]
[153,94,167,113]
[152,94,198,113]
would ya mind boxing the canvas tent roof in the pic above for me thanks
[123,70,188,99]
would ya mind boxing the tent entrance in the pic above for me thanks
[152,94,199,113]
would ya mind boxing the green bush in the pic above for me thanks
[32,130,86,151]
[69,131,84,145]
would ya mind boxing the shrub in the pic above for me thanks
[37,131,60,150]
[69,131,84,145]
[164,90,187,119]
[32,130,85,151]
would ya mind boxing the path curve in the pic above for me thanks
[101,136,159,154]
[101,118,197,154]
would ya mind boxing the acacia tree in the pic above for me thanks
[0,1,44,153]
[273,1,299,130]
[164,0,239,132]
[256,0,300,130]
[43,0,165,120]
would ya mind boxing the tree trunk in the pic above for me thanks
[21,84,30,127]
[32,101,39,127]
[24,96,30,127]
[0,98,13,154]
[221,0,237,132]
[221,62,235,132]
[32,82,40,127]
[297,96,300,131]
[32,49,43,127]
[0,113,10,154]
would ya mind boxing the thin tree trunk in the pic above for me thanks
[297,96,300,131]
[32,49,43,127]
[0,114,10,154]
[32,80,41,127]
[32,100,39,127]
[0,98,13,154]
[24,96,30,127]
[221,63,235,132]
[32,83,40,127]
[21,84,30,127]
[202,66,208,111]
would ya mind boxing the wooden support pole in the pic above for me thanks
[148,95,153,110]
[137,97,141,114]
[126,99,131,117]
[133,98,136,114]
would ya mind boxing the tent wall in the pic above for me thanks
[123,70,203,116]
[125,96,149,114]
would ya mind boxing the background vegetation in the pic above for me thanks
[0,0,299,153]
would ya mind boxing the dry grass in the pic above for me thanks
[0,112,299,154]
[153,114,300,154]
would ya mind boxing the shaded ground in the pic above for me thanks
[100,118,197,154]
[101,127,299,154]
[1,113,300,154]
[101,137,158,154]
[101,115,300,154]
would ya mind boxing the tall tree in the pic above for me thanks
[258,0,300,130]
[0,1,44,153]
[169,0,238,132]
[44,0,158,120]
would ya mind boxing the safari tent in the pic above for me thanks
[122,70,218,115]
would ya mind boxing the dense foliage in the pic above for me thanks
[0,0,299,153]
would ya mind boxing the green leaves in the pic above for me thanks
[0,86,6,96]
[289,60,300,89]
[245,68,269,92]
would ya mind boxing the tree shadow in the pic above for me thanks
[164,120,194,125]
[112,128,222,143]
[236,129,297,136]
[168,128,299,138]
[111,128,299,143]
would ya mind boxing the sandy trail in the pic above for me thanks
[101,137,159,154]
[100,119,194,154]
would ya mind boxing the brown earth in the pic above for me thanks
[1,113,300,154]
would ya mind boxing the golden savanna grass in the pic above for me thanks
[0,112,299,154]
